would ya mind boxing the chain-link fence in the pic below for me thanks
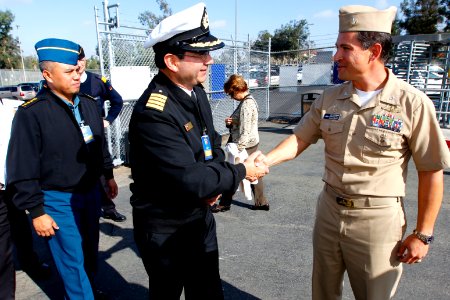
[0,69,41,86]
[96,10,450,166]
[96,10,341,165]
[98,27,336,165]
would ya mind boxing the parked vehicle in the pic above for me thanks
[297,68,303,83]
[12,84,36,101]
[0,85,16,99]
[18,82,40,92]
[242,71,260,88]
[265,69,280,86]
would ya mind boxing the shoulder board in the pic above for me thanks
[20,97,40,108]
[79,93,96,101]
[146,92,167,112]
[101,76,108,83]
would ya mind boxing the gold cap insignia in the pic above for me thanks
[146,93,167,111]
[201,7,209,30]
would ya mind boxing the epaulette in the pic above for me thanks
[79,93,96,101]
[145,90,168,112]
[20,97,41,108]
[101,76,108,83]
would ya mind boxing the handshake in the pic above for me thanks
[242,151,269,182]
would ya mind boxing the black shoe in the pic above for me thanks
[250,204,270,211]
[211,205,231,213]
[23,262,52,280]
[102,209,126,222]
[94,289,109,300]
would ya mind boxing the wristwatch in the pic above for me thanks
[413,229,434,245]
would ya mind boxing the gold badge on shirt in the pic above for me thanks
[184,121,194,132]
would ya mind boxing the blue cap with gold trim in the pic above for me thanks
[35,38,80,65]
[144,2,224,52]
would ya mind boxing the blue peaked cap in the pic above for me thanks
[35,38,80,65]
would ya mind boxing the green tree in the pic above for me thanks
[138,0,172,31]
[252,30,273,51]
[438,0,450,32]
[252,20,310,52]
[86,56,100,70]
[0,10,21,69]
[392,11,402,36]
[272,20,309,52]
[399,0,444,34]
[23,55,38,70]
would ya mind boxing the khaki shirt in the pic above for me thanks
[294,69,450,197]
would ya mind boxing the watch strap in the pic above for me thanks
[413,229,434,245]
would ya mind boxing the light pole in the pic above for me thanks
[307,23,314,63]
[16,25,27,82]
[233,0,238,75]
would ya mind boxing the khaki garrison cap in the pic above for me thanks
[339,5,397,33]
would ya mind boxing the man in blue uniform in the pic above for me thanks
[6,38,118,299]
[78,47,126,222]
[128,3,268,299]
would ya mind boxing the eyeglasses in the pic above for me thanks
[179,51,211,61]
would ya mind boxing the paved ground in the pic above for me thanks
[15,122,450,299]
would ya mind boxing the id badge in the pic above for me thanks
[201,134,213,160]
[80,124,94,144]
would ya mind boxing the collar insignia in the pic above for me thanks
[184,121,194,132]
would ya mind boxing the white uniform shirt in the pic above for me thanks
[0,99,23,189]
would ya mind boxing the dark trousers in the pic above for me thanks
[100,175,116,212]
[0,191,15,300]
[133,209,224,300]
[7,203,42,270]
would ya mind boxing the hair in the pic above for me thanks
[39,61,53,72]
[356,32,393,62]
[223,74,248,96]
[153,43,185,69]
[78,46,85,60]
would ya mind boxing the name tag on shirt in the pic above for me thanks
[80,124,94,144]
[323,113,341,120]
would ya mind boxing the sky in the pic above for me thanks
[1,0,403,58]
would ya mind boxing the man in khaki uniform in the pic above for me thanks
[257,5,450,300]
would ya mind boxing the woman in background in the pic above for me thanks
[212,74,269,212]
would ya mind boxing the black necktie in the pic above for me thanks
[191,91,197,103]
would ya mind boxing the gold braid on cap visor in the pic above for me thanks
[189,39,223,48]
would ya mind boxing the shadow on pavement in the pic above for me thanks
[223,280,262,300]
[258,126,293,135]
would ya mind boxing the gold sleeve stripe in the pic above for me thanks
[149,93,167,101]
[146,103,165,111]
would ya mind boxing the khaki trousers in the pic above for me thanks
[312,185,406,300]
[245,144,268,206]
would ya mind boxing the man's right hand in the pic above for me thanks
[32,214,59,237]
[243,151,269,181]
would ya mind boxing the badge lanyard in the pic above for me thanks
[192,91,213,160]
[77,104,94,144]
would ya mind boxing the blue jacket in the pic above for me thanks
[79,71,123,123]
